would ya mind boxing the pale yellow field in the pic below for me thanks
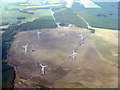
[19,4,29,6]
[90,27,118,68]
[92,27,118,45]
[0,25,9,29]
[0,31,5,33]
[27,4,61,9]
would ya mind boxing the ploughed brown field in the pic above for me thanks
[8,26,118,88]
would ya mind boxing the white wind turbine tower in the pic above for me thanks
[81,35,85,41]
[70,49,78,60]
[79,34,86,45]
[37,31,41,39]
[39,64,48,75]
[22,44,28,54]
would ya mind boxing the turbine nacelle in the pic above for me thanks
[37,31,41,39]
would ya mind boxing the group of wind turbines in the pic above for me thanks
[22,31,41,54]
[22,31,86,75]
[79,34,86,45]
[22,31,48,75]
[20,2,88,76]
[69,34,86,60]
[37,31,49,75]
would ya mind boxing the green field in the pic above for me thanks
[1,1,64,26]
[95,37,118,63]
[72,2,118,30]
[1,2,118,30]
[54,8,87,28]
[92,28,118,67]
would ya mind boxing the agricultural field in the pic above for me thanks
[1,1,65,29]
[52,2,118,30]
[72,2,118,30]
[1,2,118,30]
[54,8,87,28]
[79,0,101,8]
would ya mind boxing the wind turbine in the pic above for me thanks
[81,35,85,41]
[79,34,86,45]
[37,31,41,39]
[39,64,47,75]
[22,44,28,54]
[70,49,78,60]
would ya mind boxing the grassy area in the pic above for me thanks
[73,82,83,87]
[72,2,118,30]
[54,8,87,28]
[95,37,118,63]
[92,28,118,65]
[1,1,63,26]
[50,2,66,10]
[2,2,118,30]
[32,82,49,88]
[35,84,49,89]
[19,16,57,31]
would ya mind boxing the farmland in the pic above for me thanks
[1,2,118,30]
[1,1,65,27]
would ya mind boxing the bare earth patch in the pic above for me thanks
[8,26,118,88]
[112,51,118,57]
